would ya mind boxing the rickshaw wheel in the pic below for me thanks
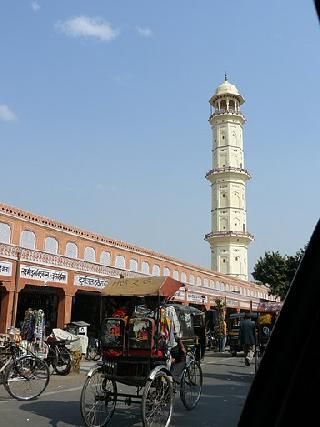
[80,367,117,427]
[141,370,174,427]
[180,360,203,410]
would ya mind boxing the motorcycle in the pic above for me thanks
[206,330,217,351]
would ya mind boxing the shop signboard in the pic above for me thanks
[174,288,185,301]
[187,293,208,304]
[74,275,108,290]
[0,261,12,276]
[226,298,239,307]
[20,264,68,284]
[240,300,251,309]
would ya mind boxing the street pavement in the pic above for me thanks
[0,351,254,427]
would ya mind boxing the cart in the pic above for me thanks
[80,276,204,427]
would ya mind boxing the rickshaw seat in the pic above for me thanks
[100,317,126,358]
[127,317,156,357]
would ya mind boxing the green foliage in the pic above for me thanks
[252,246,306,300]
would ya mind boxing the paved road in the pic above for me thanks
[0,352,254,427]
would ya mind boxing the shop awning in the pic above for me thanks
[101,276,184,297]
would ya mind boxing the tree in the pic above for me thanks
[252,247,306,300]
[286,246,306,284]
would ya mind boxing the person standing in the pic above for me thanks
[217,317,227,352]
[239,313,256,366]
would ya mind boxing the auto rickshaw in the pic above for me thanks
[80,276,205,427]
[254,302,283,371]
[227,312,258,356]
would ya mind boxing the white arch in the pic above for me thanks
[115,255,125,269]
[163,267,170,277]
[20,230,36,250]
[152,265,160,276]
[100,251,111,266]
[173,270,179,280]
[65,242,78,258]
[129,259,138,272]
[44,237,58,254]
[84,247,96,262]
[0,222,11,244]
[141,261,150,275]
[181,272,187,283]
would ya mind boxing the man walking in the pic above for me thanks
[239,312,256,366]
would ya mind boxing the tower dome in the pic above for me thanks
[210,76,245,105]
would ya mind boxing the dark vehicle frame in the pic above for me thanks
[80,276,204,427]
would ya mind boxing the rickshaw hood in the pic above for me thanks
[101,276,183,297]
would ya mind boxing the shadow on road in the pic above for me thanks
[20,400,84,427]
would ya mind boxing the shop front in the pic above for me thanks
[16,285,61,336]
[71,273,109,337]
[72,291,102,338]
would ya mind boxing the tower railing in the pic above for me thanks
[206,166,251,179]
[209,110,246,120]
[205,230,254,241]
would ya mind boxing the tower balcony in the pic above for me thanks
[205,230,254,242]
[205,166,251,180]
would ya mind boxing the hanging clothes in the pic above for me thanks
[34,309,45,345]
[21,308,35,342]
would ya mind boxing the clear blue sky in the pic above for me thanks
[1,1,319,279]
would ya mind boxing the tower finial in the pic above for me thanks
[224,72,228,81]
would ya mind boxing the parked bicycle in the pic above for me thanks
[0,340,50,400]
[45,333,72,376]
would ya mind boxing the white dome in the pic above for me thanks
[215,80,240,97]
[210,78,244,104]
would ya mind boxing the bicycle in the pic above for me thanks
[45,335,73,376]
[178,345,203,410]
[0,339,50,400]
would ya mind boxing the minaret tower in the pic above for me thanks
[205,76,253,281]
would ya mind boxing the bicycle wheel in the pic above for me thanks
[53,347,72,376]
[142,370,174,427]
[180,360,203,410]
[80,366,117,427]
[4,355,50,401]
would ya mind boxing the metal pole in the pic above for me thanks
[11,251,21,327]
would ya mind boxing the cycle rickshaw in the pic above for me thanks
[80,276,204,427]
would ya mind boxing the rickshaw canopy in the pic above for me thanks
[101,276,184,297]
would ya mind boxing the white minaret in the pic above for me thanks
[205,76,253,281]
